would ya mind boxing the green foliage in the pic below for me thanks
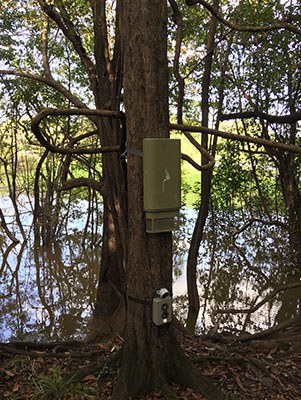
[0,0,299,246]
[212,141,251,210]
[211,138,284,214]
[33,367,96,400]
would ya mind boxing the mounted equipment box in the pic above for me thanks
[143,138,181,233]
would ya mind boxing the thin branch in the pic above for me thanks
[41,14,52,77]
[221,110,301,124]
[0,69,88,109]
[60,177,106,196]
[230,217,288,237]
[186,0,301,36]
[169,123,301,154]
[31,107,125,155]
[183,130,215,169]
[213,282,301,317]
[181,153,213,171]
[37,0,98,93]
[0,208,20,243]
[168,0,185,123]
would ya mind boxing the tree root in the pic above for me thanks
[237,314,301,343]
[194,350,274,375]
[112,330,231,400]
[0,340,104,359]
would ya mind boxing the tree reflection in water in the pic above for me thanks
[1,204,300,341]
[0,196,101,342]
[173,209,301,335]
[0,233,100,342]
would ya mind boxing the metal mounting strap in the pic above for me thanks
[125,147,143,158]
[127,294,150,306]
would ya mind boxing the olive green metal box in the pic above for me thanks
[143,138,181,233]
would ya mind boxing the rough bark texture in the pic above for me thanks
[87,0,128,342]
[113,0,225,398]
[278,153,301,269]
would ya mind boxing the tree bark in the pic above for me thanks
[113,0,224,398]
[86,0,128,341]
[278,152,301,269]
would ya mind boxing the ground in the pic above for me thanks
[0,328,301,399]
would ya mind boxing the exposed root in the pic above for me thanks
[87,298,126,343]
[112,330,228,400]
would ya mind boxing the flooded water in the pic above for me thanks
[173,210,301,334]
[0,195,101,342]
[0,194,300,342]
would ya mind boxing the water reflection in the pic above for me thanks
[0,235,100,342]
[0,196,101,342]
[173,210,301,334]
[1,197,300,342]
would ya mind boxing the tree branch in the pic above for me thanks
[186,0,301,36]
[0,69,88,109]
[41,14,52,77]
[170,123,301,154]
[213,282,301,318]
[181,153,213,171]
[230,217,288,237]
[37,0,98,93]
[183,130,215,169]
[221,110,301,124]
[31,107,124,155]
[168,0,185,124]
[0,207,20,243]
[60,177,106,196]
[90,0,111,106]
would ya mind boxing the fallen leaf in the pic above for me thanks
[83,374,97,382]
[4,370,15,377]
[12,383,20,392]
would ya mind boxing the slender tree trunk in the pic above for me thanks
[87,0,128,341]
[87,122,128,341]
[278,152,301,268]
[186,0,219,333]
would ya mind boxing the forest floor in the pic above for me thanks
[0,326,301,400]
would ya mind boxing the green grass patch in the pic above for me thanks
[32,367,97,400]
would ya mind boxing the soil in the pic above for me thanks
[0,329,300,399]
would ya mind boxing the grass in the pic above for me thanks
[0,336,300,400]
[32,367,97,400]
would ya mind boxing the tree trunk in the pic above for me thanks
[186,0,219,333]
[87,0,128,341]
[87,121,128,341]
[113,0,224,398]
[278,152,301,269]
